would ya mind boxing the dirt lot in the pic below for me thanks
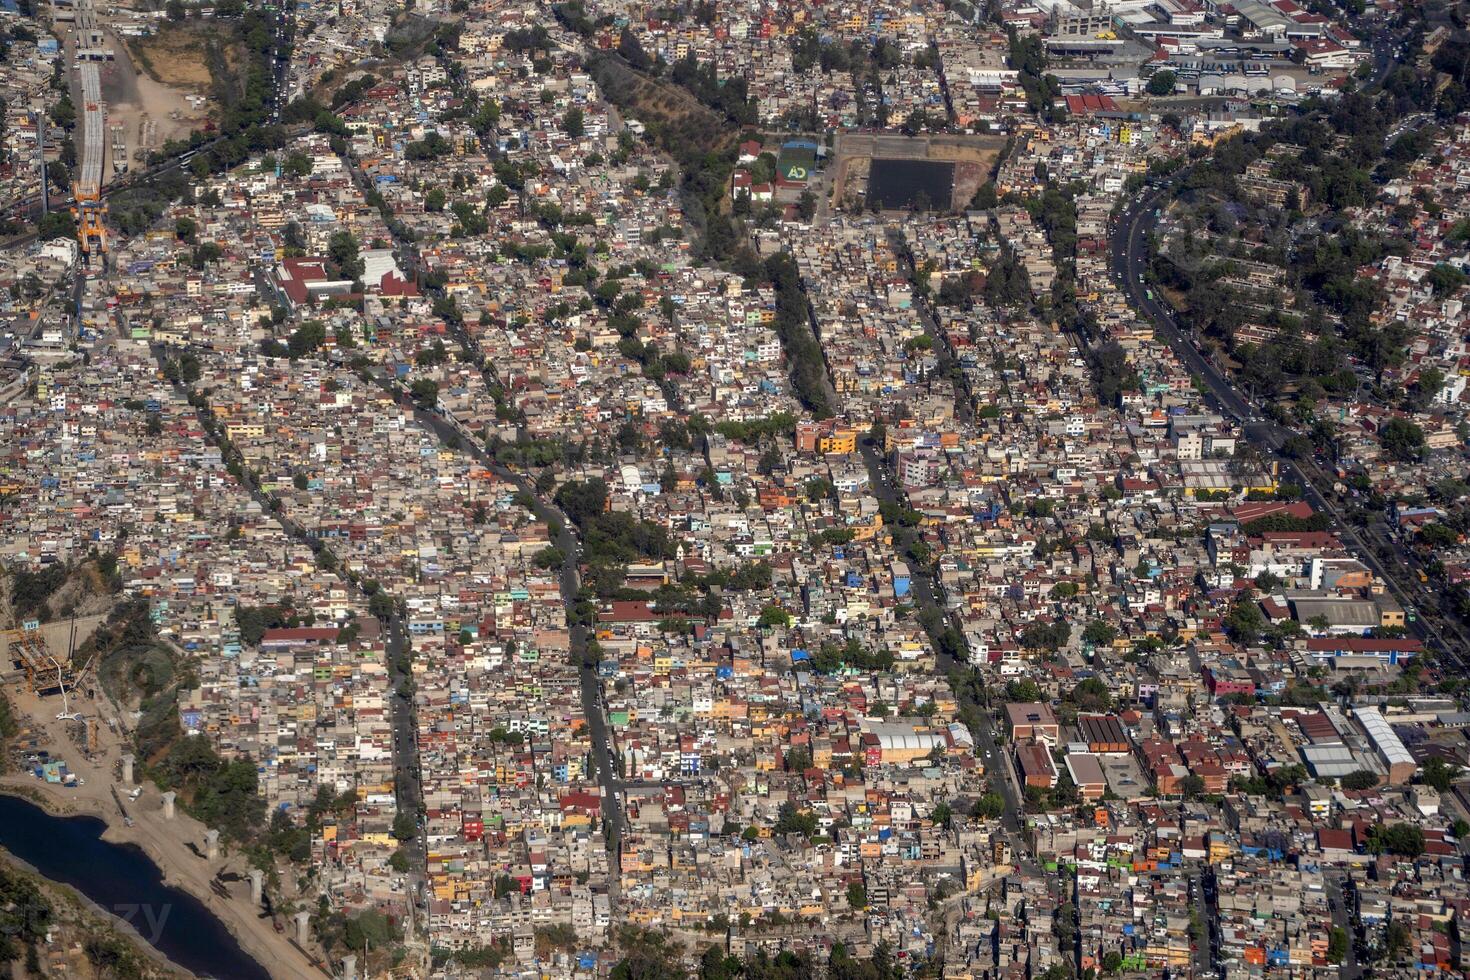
[124,24,224,92]
[105,25,213,163]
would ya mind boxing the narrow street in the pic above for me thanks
[795,220,1032,847]
[149,341,429,938]
[334,141,629,854]
[857,379,1028,846]
[1326,871,1362,980]
[1192,867,1217,978]
[354,354,629,856]
[886,226,976,427]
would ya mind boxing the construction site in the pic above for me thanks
[68,0,111,261]
[3,615,105,709]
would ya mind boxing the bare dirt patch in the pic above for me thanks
[124,24,239,94]
[112,23,239,162]
[927,135,1006,170]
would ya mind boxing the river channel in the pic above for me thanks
[0,793,271,979]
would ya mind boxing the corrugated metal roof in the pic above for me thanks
[1354,705,1415,767]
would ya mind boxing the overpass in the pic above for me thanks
[70,0,108,260]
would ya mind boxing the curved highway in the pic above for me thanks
[1107,41,1470,664]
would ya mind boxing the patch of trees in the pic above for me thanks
[49,92,74,128]
[554,477,610,526]
[583,511,677,565]
[0,866,51,968]
[615,336,690,383]
[555,478,676,596]
[1241,512,1331,535]
[1224,599,1266,645]
[709,412,797,443]
[330,72,378,109]
[1026,187,1078,269]
[316,907,401,959]
[586,54,752,271]
[668,54,757,125]
[265,787,339,864]
[200,10,288,165]
[1365,822,1424,857]
[1428,262,1467,297]
[1025,771,1080,812]
[1020,617,1070,651]
[552,1,610,35]
[1379,417,1426,461]
[502,24,550,52]
[1427,35,1470,117]
[488,434,582,469]
[78,601,183,763]
[765,252,834,417]
[1231,763,1306,799]
[105,146,186,235]
[82,932,157,978]
[1421,755,1458,792]
[1146,69,1176,96]
[7,563,68,621]
[36,210,76,241]
[644,584,718,622]
[234,603,297,645]
[768,801,817,836]
[790,28,860,74]
[934,269,988,308]
[1009,31,1063,121]
[152,735,264,841]
[983,243,1034,308]
[328,229,364,281]
[78,604,268,844]
[0,690,16,767]
[1154,83,1466,400]
[1089,341,1140,407]
[405,130,453,161]
[693,561,773,592]
[287,319,327,358]
[809,638,896,674]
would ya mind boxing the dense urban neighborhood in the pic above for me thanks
[0,0,1469,973]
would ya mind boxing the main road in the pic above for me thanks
[1108,125,1469,664]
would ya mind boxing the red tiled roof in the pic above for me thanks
[261,627,341,643]
[1305,637,1423,653]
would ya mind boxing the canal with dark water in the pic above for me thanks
[0,793,271,979]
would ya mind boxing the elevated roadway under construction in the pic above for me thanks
[70,0,109,260]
